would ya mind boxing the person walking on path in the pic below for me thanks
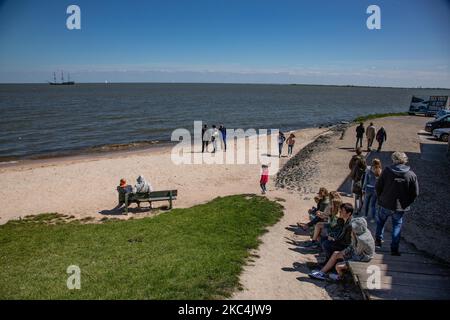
[260,164,269,194]
[355,123,365,149]
[278,132,286,157]
[211,125,220,153]
[286,133,296,157]
[348,147,367,214]
[366,122,376,151]
[202,124,209,153]
[376,127,387,152]
[362,158,382,223]
[219,124,227,152]
[375,152,419,256]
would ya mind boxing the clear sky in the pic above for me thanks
[0,0,449,87]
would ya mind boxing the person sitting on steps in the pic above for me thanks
[308,217,375,281]
[303,195,343,248]
[320,202,354,263]
[297,187,330,230]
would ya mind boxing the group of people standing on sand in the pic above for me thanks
[278,131,296,158]
[201,124,227,153]
[258,131,297,195]
[296,148,419,282]
[355,122,387,152]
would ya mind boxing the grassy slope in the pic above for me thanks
[0,195,283,300]
[353,112,408,123]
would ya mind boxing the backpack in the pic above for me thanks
[351,156,366,181]
[352,180,363,195]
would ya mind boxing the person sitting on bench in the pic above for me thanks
[297,187,330,230]
[308,217,375,281]
[320,202,354,263]
[133,175,153,194]
[116,178,133,208]
[303,196,343,248]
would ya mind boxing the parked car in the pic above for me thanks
[432,128,450,142]
[425,114,450,133]
[434,109,450,119]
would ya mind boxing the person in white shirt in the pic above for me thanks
[211,125,220,153]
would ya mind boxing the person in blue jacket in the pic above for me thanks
[219,124,227,151]
[375,152,419,256]
[362,158,382,223]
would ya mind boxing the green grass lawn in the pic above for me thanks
[0,195,283,299]
[353,112,408,123]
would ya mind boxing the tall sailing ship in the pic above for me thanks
[49,71,75,85]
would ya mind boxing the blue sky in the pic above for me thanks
[0,0,449,87]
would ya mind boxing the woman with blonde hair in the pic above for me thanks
[362,158,382,222]
[298,187,330,230]
[304,196,344,248]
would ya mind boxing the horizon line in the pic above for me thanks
[0,81,449,90]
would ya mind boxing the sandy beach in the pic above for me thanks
[0,127,326,223]
[1,115,448,299]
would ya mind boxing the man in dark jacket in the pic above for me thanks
[321,203,353,262]
[201,124,209,153]
[355,123,365,149]
[348,148,366,212]
[376,127,387,152]
[219,124,227,151]
[375,151,419,256]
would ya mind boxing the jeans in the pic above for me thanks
[363,188,377,219]
[367,137,374,149]
[278,143,283,156]
[202,141,209,152]
[377,140,384,152]
[375,206,404,251]
[307,215,322,227]
[321,237,347,263]
[288,144,293,156]
[354,192,363,214]
[356,136,363,148]
[260,183,267,193]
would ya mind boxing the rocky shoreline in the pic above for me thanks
[276,124,350,191]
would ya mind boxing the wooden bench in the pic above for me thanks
[348,257,450,300]
[347,236,450,300]
[118,189,178,214]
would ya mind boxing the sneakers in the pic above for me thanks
[308,270,327,281]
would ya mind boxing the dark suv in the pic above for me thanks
[425,114,450,132]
